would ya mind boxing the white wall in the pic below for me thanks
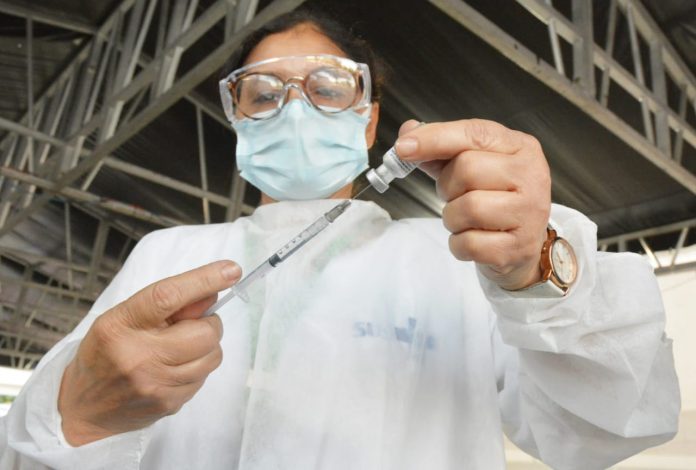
[0,365,32,417]
[0,365,31,397]
[659,268,696,411]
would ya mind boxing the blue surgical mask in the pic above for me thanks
[232,100,370,201]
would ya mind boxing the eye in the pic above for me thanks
[236,74,284,107]
[313,87,344,99]
[307,67,357,109]
[252,91,282,104]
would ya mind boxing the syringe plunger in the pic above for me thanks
[366,147,418,193]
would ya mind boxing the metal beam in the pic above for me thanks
[2,302,80,332]
[222,0,258,222]
[0,118,249,217]
[650,40,670,155]
[71,200,151,244]
[225,171,247,222]
[599,0,618,106]
[0,48,245,218]
[0,0,307,237]
[572,0,595,97]
[25,17,34,175]
[598,218,696,273]
[0,117,66,150]
[84,219,109,296]
[196,106,211,224]
[94,0,157,147]
[101,157,254,213]
[545,0,565,76]
[0,0,253,226]
[0,320,65,349]
[13,265,33,319]
[655,260,696,276]
[670,227,688,268]
[0,0,138,154]
[0,346,44,363]
[638,237,661,268]
[152,0,199,98]
[431,0,696,195]
[0,0,97,35]
[81,0,157,190]
[57,24,113,174]
[0,234,111,300]
[626,2,655,144]
[0,1,228,157]
[226,0,260,37]
[0,246,113,278]
[617,0,696,107]
[74,0,230,147]
[598,218,696,245]
[0,276,98,302]
[0,166,186,227]
[515,0,696,154]
[63,201,74,290]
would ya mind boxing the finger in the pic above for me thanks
[163,345,223,386]
[418,160,446,180]
[448,229,517,267]
[436,151,519,201]
[442,191,522,233]
[157,379,207,416]
[121,261,241,329]
[173,379,207,409]
[398,119,422,137]
[156,315,223,365]
[167,294,217,325]
[394,119,526,162]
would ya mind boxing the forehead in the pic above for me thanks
[244,24,347,66]
[239,56,353,81]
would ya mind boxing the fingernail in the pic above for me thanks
[395,137,418,157]
[221,263,241,281]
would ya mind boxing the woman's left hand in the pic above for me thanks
[394,119,551,291]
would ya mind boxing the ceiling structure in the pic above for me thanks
[0,0,694,369]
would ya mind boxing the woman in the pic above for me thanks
[0,9,679,470]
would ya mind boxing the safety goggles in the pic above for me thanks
[219,54,372,122]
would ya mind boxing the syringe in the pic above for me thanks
[202,146,416,317]
[202,200,351,316]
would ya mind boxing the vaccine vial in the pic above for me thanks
[365,147,419,193]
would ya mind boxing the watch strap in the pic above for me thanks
[506,277,566,298]
[504,223,573,299]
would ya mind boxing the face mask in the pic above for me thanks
[232,100,370,201]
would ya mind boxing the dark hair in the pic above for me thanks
[221,8,385,102]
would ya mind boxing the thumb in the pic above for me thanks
[398,119,422,137]
[119,260,241,329]
[397,120,442,179]
[166,294,218,324]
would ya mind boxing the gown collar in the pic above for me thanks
[248,199,392,231]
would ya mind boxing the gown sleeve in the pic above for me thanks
[483,204,680,469]
[0,232,165,470]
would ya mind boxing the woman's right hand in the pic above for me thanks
[57,260,242,446]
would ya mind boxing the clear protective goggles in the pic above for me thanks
[219,54,372,123]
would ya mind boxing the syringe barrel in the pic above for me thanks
[273,217,329,263]
[366,147,418,193]
[269,200,351,265]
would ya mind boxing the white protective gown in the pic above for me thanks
[0,200,680,470]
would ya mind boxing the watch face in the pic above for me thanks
[551,238,577,285]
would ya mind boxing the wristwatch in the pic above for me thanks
[509,227,578,298]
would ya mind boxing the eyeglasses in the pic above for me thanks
[219,54,372,122]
